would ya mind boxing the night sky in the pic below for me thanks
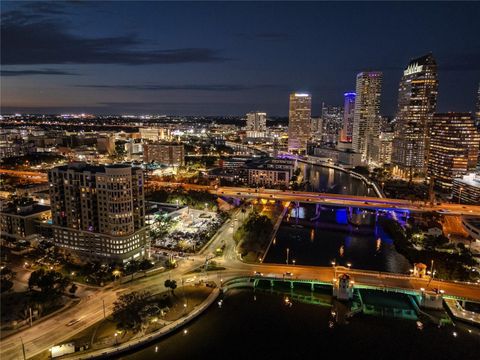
[1,1,479,116]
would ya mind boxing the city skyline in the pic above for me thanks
[2,1,480,116]
[1,3,480,359]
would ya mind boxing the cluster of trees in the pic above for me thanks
[148,188,218,210]
[1,153,65,167]
[380,218,477,281]
[28,268,70,297]
[383,180,428,201]
[234,211,274,261]
[113,281,178,333]
[112,291,153,333]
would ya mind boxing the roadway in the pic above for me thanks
[147,181,480,216]
[1,196,480,359]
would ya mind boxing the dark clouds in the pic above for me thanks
[235,32,290,41]
[1,69,78,76]
[1,4,227,66]
[1,2,479,115]
[75,84,283,92]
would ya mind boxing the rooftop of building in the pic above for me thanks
[463,217,480,229]
[53,162,140,173]
[1,202,50,217]
[247,157,294,170]
[455,173,480,188]
[408,52,436,66]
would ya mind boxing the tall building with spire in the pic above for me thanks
[392,53,438,179]
[340,92,356,143]
[288,93,312,153]
[352,72,382,161]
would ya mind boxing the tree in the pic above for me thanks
[164,279,177,295]
[69,283,78,295]
[28,269,69,296]
[0,267,15,293]
[139,259,154,271]
[112,291,152,332]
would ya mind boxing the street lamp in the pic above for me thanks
[114,333,118,346]
[331,261,336,279]
[292,259,296,266]
[347,263,352,270]
[458,187,463,204]
[286,248,290,265]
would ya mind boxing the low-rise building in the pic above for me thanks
[462,217,480,241]
[139,127,171,142]
[452,173,480,205]
[312,147,362,168]
[144,142,185,166]
[0,199,50,242]
[247,158,294,187]
[96,135,116,155]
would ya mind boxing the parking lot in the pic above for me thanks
[153,209,225,253]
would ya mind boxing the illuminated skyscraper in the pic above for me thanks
[321,103,343,145]
[427,113,479,191]
[352,72,382,160]
[246,112,267,132]
[288,93,312,153]
[340,92,356,143]
[48,163,147,262]
[392,53,438,179]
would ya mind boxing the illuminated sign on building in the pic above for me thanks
[404,62,424,76]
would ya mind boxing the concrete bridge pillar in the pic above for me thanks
[270,280,274,288]
[293,202,299,224]
[290,281,294,289]
[311,282,315,292]
[316,204,321,216]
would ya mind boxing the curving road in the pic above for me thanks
[1,200,480,360]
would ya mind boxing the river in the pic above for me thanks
[122,290,480,360]
[264,162,411,273]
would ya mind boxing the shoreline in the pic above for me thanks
[61,287,220,360]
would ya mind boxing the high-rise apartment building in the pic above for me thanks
[352,72,383,161]
[246,112,267,132]
[311,117,323,141]
[427,113,479,191]
[48,163,147,262]
[392,53,438,179]
[288,93,312,153]
[340,92,356,142]
[144,142,185,166]
[378,132,394,165]
[321,103,344,145]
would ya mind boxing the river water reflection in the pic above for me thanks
[123,290,480,360]
[265,163,410,273]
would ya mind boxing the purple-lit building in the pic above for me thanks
[340,92,356,143]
